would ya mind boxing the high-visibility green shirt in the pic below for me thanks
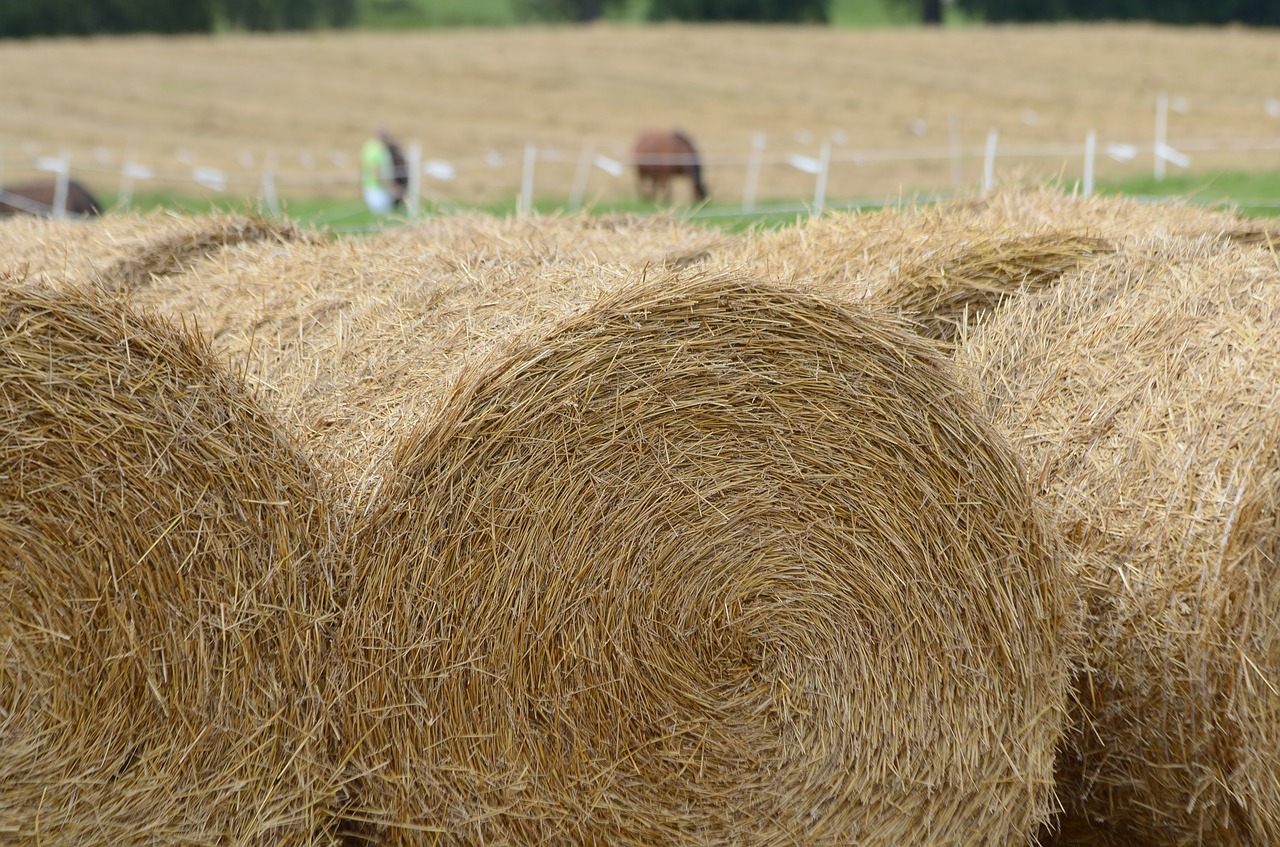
[362,138,393,191]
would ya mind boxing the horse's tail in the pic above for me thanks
[689,159,707,201]
[673,131,708,201]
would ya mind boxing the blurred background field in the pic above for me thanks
[4,2,1280,230]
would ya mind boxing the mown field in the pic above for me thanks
[3,23,1280,222]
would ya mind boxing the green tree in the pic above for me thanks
[647,0,830,23]
[0,0,364,37]
[514,0,628,22]
[219,0,353,30]
[953,0,1280,24]
[0,0,215,37]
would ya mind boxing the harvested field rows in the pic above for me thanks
[3,24,1280,204]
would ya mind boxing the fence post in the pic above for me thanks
[812,140,831,217]
[950,113,963,191]
[261,151,280,216]
[37,152,70,218]
[118,157,154,210]
[983,129,999,192]
[1155,92,1168,182]
[1083,130,1097,196]
[519,142,537,217]
[569,139,594,212]
[743,132,765,212]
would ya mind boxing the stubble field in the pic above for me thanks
[3,23,1280,209]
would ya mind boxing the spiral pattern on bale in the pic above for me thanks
[337,273,1075,847]
[0,280,338,846]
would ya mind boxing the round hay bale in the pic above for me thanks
[0,211,309,292]
[336,272,1076,846]
[121,212,732,504]
[717,188,1270,319]
[712,189,1115,343]
[98,211,311,291]
[870,229,1112,345]
[0,280,340,845]
[960,233,1280,846]
[943,186,1280,247]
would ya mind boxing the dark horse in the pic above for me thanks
[0,178,102,218]
[632,129,708,204]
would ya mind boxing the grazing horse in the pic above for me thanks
[0,179,102,218]
[632,129,708,204]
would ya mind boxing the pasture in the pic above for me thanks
[3,23,1280,216]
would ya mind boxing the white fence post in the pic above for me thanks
[812,140,831,216]
[1083,130,1097,196]
[519,142,537,217]
[118,158,154,209]
[950,113,963,191]
[983,129,999,192]
[569,139,594,212]
[1155,92,1168,182]
[743,132,765,212]
[261,151,280,216]
[37,152,70,218]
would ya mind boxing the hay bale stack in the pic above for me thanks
[122,212,731,503]
[871,229,1111,344]
[375,211,731,270]
[960,233,1280,845]
[947,187,1280,247]
[336,272,1076,847]
[719,189,1279,344]
[99,212,312,290]
[717,190,1114,342]
[0,211,309,290]
[0,280,339,845]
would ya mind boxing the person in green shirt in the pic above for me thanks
[361,129,406,215]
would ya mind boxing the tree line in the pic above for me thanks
[446,0,1280,25]
[0,0,356,37]
[1,0,1276,38]
[957,0,1280,25]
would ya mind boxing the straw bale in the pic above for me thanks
[335,272,1075,846]
[714,192,1113,341]
[0,279,340,845]
[122,212,732,504]
[0,210,310,291]
[375,211,732,270]
[936,186,1280,244]
[720,187,1275,298]
[872,230,1112,345]
[959,233,1280,846]
[99,212,312,291]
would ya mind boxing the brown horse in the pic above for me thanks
[0,178,102,218]
[632,129,708,204]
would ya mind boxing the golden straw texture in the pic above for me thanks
[0,279,340,845]
[122,212,731,505]
[335,272,1075,847]
[718,187,1274,311]
[717,190,1117,344]
[961,232,1280,846]
[0,211,310,292]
